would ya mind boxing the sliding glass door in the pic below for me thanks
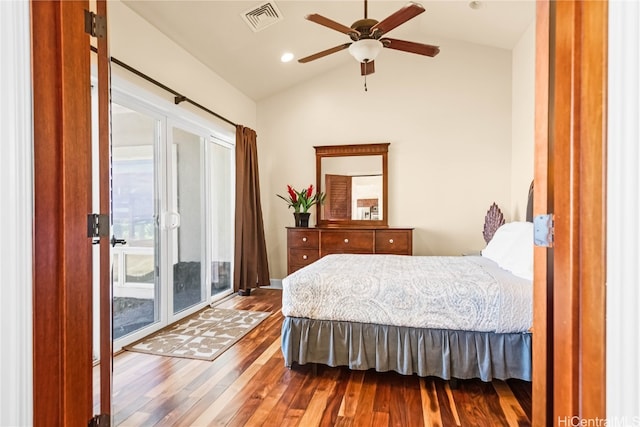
[111,103,161,341]
[168,125,206,317]
[166,125,235,318]
[208,139,234,298]
[105,89,235,350]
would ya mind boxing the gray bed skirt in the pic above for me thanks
[281,317,532,382]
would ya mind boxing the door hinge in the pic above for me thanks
[88,414,110,427]
[84,10,107,39]
[88,213,109,242]
[534,214,554,247]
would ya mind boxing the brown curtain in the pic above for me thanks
[234,125,270,293]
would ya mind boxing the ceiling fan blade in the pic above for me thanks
[298,43,352,63]
[360,61,375,76]
[305,14,360,37]
[370,2,425,38]
[381,38,440,57]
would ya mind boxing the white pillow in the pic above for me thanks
[482,221,533,281]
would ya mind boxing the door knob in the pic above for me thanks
[110,236,127,247]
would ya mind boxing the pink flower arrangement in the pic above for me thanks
[277,184,325,213]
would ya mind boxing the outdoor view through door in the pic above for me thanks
[105,94,235,348]
[111,105,157,339]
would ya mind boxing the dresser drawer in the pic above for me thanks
[288,248,320,269]
[320,230,374,255]
[288,256,320,274]
[286,227,413,275]
[287,228,319,249]
[375,230,412,255]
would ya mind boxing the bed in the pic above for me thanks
[280,219,533,382]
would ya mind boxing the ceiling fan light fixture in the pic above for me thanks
[348,39,383,63]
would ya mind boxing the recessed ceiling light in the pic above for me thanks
[281,52,294,63]
[469,1,482,10]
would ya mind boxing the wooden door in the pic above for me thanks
[31,0,112,424]
[533,2,551,423]
[325,174,352,220]
[534,1,607,424]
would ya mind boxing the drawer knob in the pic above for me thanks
[302,255,308,260]
[389,239,394,244]
[302,237,307,242]
[344,238,349,243]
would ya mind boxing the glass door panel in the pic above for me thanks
[170,126,206,314]
[111,105,159,340]
[209,140,234,298]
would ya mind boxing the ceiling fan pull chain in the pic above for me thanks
[364,74,368,92]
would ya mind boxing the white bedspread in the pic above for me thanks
[282,254,532,333]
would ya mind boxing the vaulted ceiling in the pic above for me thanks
[122,0,535,101]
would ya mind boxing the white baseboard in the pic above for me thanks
[265,279,282,289]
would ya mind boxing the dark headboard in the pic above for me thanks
[483,203,505,243]
[483,181,534,243]
[526,181,534,222]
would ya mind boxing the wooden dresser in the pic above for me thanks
[287,227,413,274]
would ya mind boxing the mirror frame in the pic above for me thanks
[315,143,389,227]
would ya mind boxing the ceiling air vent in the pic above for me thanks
[241,1,283,32]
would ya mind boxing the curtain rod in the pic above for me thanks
[90,46,237,128]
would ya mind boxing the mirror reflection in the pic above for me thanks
[321,155,383,221]
[315,143,389,227]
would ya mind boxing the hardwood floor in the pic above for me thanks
[95,288,532,426]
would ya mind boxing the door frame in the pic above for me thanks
[32,1,94,424]
[533,0,607,423]
[532,1,551,423]
[96,0,113,416]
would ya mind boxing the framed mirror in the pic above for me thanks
[315,143,389,227]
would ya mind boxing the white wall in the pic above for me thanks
[511,20,536,220]
[607,0,640,421]
[258,38,514,278]
[0,1,33,425]
[108,0,257,129]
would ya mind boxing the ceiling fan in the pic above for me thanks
[298,0,440,77]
